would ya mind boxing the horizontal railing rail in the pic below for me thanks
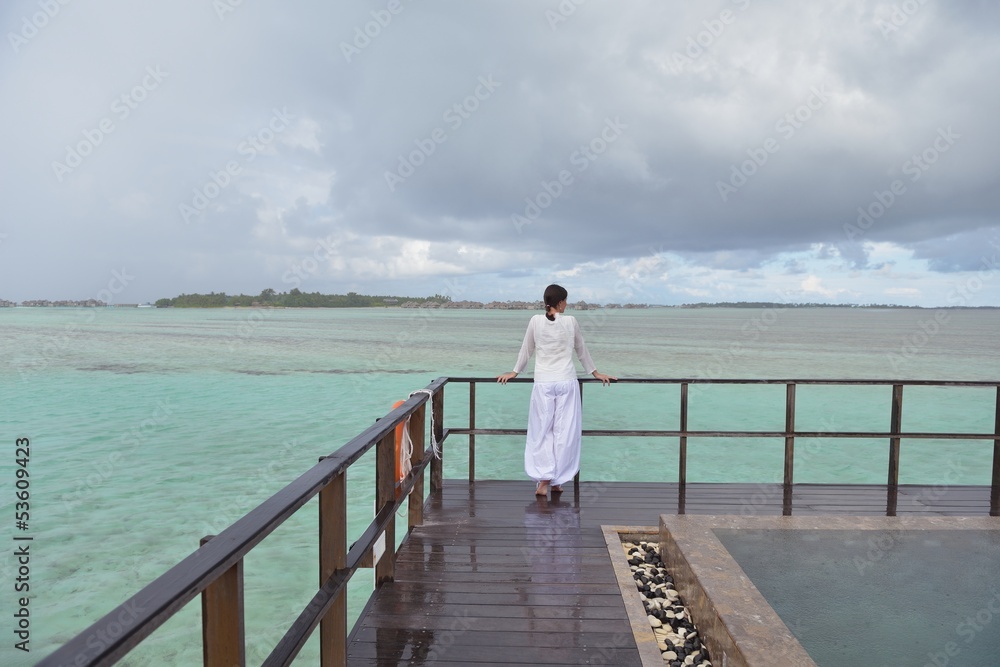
[39,376,999,667]
[448,377,1000,386]
[450,428,997,439]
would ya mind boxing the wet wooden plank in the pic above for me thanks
[394,561,613,573]
[392,571,615,584]
[403,534,610,546]
[350,626,632,648]
[367,580,626,596]
[366,602,628,620]
[392,543,607,558]
[347,641,641,665]
[348,659,637,667]
[364,589,627,608]
[347,479,995,665]
[359,614,633,634]
[394,561,612,574]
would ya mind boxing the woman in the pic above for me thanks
[497,284,616,496]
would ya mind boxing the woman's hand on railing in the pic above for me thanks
[497,371,518,384]
[592,371,617,386]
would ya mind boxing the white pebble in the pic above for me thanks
[626,539,712,665]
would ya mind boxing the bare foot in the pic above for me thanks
[551,485,563,494]
[535,481,550,496]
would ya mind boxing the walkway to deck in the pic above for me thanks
[345,481,995,666]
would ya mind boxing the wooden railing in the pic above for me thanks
[38,377,446,667]
[38,377,999,666]
[445,378,1000,517]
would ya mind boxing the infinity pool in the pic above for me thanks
[658,516,1000,667]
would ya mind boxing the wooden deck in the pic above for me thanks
[345,480,995,665]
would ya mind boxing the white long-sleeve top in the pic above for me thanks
[512,313,597,382]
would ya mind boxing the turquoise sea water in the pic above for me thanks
[0,306,997,665]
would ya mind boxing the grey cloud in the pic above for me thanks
[1,0,998,303]
[909,227,1000,272]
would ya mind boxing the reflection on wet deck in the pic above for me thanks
[345,480,994,665]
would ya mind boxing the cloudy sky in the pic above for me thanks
[1,0,998,306]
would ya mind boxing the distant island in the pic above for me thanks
[2,292,997,309]
[678,301,920,309]
[150,289,639,310]
[1,298,135,308]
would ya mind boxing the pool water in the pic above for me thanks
[713,528,1000,667]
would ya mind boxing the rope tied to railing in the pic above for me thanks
[408,389,440,460]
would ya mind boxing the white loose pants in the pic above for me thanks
[524,380,582,486]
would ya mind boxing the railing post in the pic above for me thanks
[318,467,346,667]
[375,431,396,586]
[431,386,444,493]
[887,384,903,516]
[783,383,796,516]
[991,386,999,517]
[679,382,688,486]
[200,536,245,667]
[469,381,476,484]
[574,379,584,491]
[677,382,690,514]
[409,404,426,531]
